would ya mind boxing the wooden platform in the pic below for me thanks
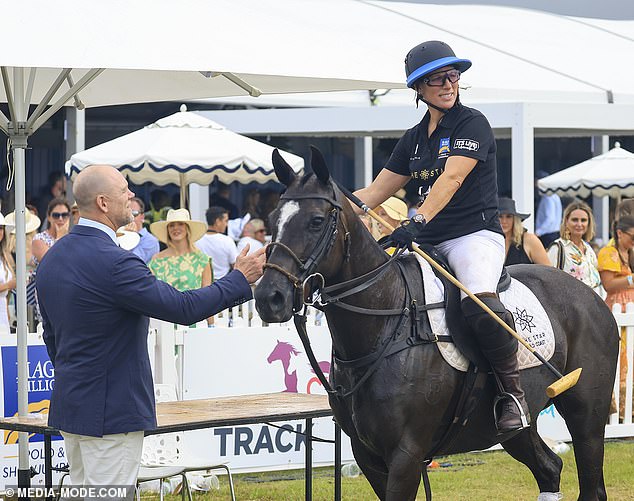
[0,392,332,435]
[154,392,332,433]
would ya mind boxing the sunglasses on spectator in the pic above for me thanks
[51,212,70,219]
[423,69,461,87]
[131,210,141,217]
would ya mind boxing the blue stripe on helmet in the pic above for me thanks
[406,56,472,88]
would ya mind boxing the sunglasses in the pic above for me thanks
[423,69,461,87]
[131,210,141,217]
[51,212,70,219]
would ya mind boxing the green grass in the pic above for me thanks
[145,440,634,500]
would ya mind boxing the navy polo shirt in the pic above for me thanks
[385,102,503,245]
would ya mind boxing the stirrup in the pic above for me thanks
[493,392,530,434]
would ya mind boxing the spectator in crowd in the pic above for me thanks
[32,198,71,265]
[615,198,634,220]
[374,196,409,238]
[70,202,80,226]
[6,210,42,322]
[210,182,239,219]
[36,171,67,231]
[237,219,267,255]
[6,209,41,281]
[260,190,282,231]
[149,208,211,291]
[124,197,159,264]
[0,213,16,332]
[369,197,409,255]
[36,165,264,491]
[547,200,603,296]
[598,214,634,419]
[242,188,262,219]
[196,206,238,280]
[498,197,551,266]
[534,171,563,248]
[147,188,173,226]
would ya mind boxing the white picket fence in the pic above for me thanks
[149,299,634,439]
[607,303,634,437]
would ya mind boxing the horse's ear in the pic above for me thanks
[272,149,296,187]
[310,146,330,184]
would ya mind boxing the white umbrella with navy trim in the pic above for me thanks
[65,105,304,206]
[538,142,634,199]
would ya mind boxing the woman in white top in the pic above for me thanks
[0,214,16,331]
[547,200,603,297]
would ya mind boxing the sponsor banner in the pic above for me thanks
[180,326,354,471]
[0,335,66,488]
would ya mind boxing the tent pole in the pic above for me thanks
[179,173,188,209]
[12,66,32,491]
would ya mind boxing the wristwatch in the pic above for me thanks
[412,214,427,225]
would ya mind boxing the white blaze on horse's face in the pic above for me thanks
[276,200,300,241]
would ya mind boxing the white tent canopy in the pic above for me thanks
[537,142,634,199]
[65,109,304,190]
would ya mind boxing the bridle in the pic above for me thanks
[263,189,350,313]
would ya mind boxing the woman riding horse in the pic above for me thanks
[353,40,528,434]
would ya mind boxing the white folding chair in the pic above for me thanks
[137,384,236,501]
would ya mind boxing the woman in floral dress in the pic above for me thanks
[149,209,213,325]
[547,200,603,297]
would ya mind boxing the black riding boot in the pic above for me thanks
[461,294,530,434]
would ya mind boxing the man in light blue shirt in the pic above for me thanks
[129,197,159,263]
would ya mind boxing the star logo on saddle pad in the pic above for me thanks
[513,308,536,333]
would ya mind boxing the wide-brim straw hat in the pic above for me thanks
[0,213,14,230]
[116,228,141,250]
[150,208,207,244]
[5,210,41,234]
[380,197,408,222]
[498,197,530,221]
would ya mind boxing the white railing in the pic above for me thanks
[607,302,634,438]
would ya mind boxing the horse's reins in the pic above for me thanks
[337,184,582,398]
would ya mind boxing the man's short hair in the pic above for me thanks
[206,206,229,226]
[130,197,145,212]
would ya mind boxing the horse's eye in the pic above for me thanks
[309,216,325,230]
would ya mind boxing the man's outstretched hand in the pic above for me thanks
[234,245,266,284]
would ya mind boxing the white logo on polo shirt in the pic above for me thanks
[453,139,479,151]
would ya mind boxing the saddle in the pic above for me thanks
[411,243,511,370]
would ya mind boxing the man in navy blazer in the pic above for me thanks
[36,165,265,491]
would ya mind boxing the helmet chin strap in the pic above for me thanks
[417,94,450,114]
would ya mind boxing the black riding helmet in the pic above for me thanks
[405,40,471,89]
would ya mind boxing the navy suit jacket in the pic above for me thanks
[36,224,252,437]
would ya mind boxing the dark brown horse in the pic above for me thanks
[254,147,619,501]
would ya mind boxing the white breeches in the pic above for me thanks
[435,229,505,299]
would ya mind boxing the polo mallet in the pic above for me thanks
[339,186,581,398]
